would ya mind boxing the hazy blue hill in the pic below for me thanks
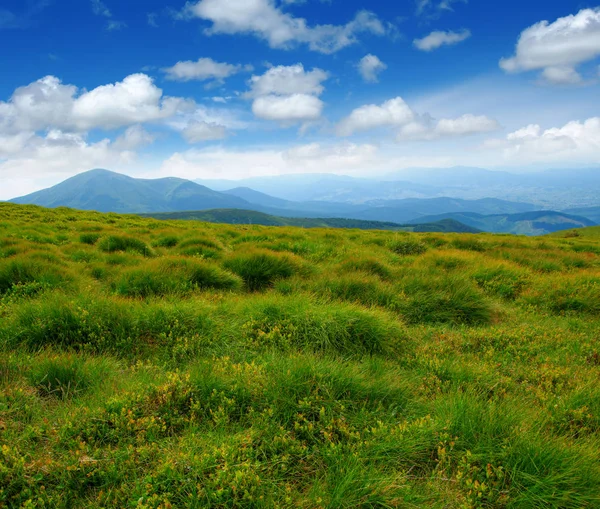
[10,169,252,213]
[222,187,292,209]
[410,210,596,235]
[196,168,600,209]
[141,209,481,233]
[563,206,600,224]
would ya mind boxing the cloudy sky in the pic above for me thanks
[0,0,599,199]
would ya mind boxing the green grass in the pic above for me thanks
[1,202,600,508]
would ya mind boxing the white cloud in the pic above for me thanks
[179,0,388,53]
[338,97,499,140]
[413,29,470,51]
[112,125,156,151]
[0,74,191,133]
[159,142,452,181]
[416,0,467,18]
[500,8,600,84]
[358,54,387,83]
[246,64,328,97]
[91,0,111,17]
[399,115,499,140]
[433,114,499,137]
[252,94,323,122]
[336,98,415,136]
[540,66,583,85]
[182,121,228,143]
[498,117,600,163]
[245,64,328,125]
[0,130,139,199]
[163,57,252,82]
[90,0,126,31]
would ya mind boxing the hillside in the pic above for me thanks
[10,169,251,213]
[563,206,600,224]
[10,169,541,227]
[1,202,600,507]
[410,210,596,235]
[141,208,482,233]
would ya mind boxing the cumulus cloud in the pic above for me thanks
[252,94,323,122]
[0,130,140,199]
[0,74,191,133]
[413,29,470,51]
[337,97,499,140]
[179,0,388,53]
[246,64,328,98]
[498,117,600,163]
[358,54,387,83]
[181,121,228,143]
[245,64,328,125]
[112,125,156,151]
[336,98,415,136]
[500,8,600,84]
[163,57,253,82]
[400,114,499,140]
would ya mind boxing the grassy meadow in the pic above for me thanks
[1,202,600,508]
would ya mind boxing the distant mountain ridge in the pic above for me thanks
[8,169,598,235]
[10,169,250,213]
[141,209,482,233]
[409,211,596,235]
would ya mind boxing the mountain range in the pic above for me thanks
[8,169,600,236]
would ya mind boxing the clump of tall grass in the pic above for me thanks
[152,236,179,248]
[452,237,487,252]
[223,249,302,291]
[398,275,494,325]
[28,355,94,400]
[471,265,530,300]
[98,235,152,256]
[388,238,427,256]
[0,259,68,295]
[113,258,241,298]
[337,257,392,280]
[79,233,101,245]
[233,295,405,355]
[315,275,400,311]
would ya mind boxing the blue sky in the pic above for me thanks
[0,0,599,198]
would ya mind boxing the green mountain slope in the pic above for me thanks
[10,169,251,213]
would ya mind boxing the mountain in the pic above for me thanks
[141,209,482,233]
[563,206,600,224]
[10,169,251,213]
[408,211,596,236]
[198,174,439,203]
[200,168,600,209]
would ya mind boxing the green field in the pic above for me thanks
[1,202,600,508]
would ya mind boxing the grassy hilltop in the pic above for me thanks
[1,202,600,508]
